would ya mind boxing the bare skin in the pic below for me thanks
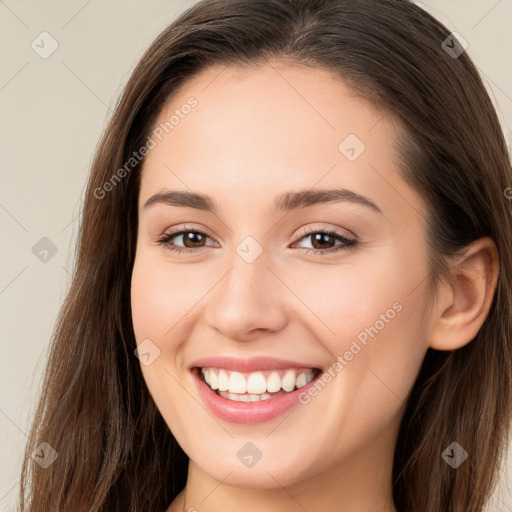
[130,61,499,512]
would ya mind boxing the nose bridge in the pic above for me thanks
[204,240,288,339]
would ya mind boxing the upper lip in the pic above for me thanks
[190,356,321,373]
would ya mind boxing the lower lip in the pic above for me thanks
[192,368,321,424]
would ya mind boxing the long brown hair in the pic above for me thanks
[19,0,512,511]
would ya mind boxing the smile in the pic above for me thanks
[200,367,318,401]
[190,357,323,424]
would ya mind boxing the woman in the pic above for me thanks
[19,0,512,511]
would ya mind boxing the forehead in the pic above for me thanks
[156,60,387,140]
[139,61,425,223]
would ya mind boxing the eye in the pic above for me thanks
[156,226,358,255]
[156,226,217,253]
[291,227,357,255]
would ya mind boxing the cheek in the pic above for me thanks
[130,254,203,440]
[291,275,429,475]
[293,243,430,416]
[292,243,427,353]
[130,252,203,344]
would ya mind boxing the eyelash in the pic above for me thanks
[156,226,358,256]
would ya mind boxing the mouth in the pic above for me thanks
[195,366,322,402]
[190,361,323,424]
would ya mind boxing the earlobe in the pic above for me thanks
[428,237,499,351]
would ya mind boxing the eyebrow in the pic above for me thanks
[143,187,383,215]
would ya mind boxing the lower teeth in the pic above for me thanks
[216,389,290,402]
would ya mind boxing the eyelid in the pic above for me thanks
[161,223,218,241]
[292,224,356,242]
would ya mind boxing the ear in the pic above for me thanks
[428,237,499,351]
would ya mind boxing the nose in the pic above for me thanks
[203,248,289,342]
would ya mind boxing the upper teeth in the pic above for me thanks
[201,367,315,394]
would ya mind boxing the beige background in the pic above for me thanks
[0,1,511,510]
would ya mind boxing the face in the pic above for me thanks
[131,61,432,490]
